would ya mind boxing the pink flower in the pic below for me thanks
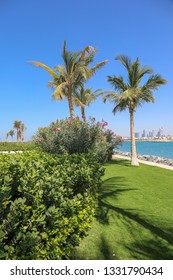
[67,121,72,125]
[55,127,61,131]
[86,132,90,136]
[82,115,86,119]
[102,121,108,127]
[37,137,43,142]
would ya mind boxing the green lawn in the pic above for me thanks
[72,159,173,260]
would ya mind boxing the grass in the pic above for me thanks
[72,159,173,260]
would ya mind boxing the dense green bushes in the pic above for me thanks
[0,141,36,152]
[0,152,104,259]
[34,117,123,162]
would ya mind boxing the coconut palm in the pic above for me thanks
[13,121,22,143]
[8,130,15,141]
[104,55,167,166]
[72,87,105,118]
[20,123,26,142]
[30,41,108,118]
[6,132,9,141]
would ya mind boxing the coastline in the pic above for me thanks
[123,139,173,143]
[113,151,173,170]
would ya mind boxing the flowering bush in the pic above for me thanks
[34,117,123,162]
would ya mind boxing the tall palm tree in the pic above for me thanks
[20,123,26,142]
[104,55,167,166]
[72,86,104,118]
[30,41,108,118]
[13,120,22,143]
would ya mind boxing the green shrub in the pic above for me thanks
[0,152,104,259]
[0,141,37,152]
[34,117,123,162]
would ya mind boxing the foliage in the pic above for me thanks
[72,87,105,118]
[0,142,37,152]
[0,152,104,260]
[30,41,108,118]
[6,130,15,141]
[13,121,27,142]
[34,117,123,162]
[104,55,167,166]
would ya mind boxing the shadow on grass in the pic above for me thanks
[72,162,173,260]
[126,237,173,260]
[96,174,173,260]
[96,176,137,224]
[99,235,118,260]
[71,234,119,260]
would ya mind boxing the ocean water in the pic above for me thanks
[117,141,173,160]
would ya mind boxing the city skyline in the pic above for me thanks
[134,127,172,139]
[0,0,173,141]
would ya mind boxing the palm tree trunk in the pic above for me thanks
[81,106,85,119]
[130,110,139,166]
[67,94,75,118]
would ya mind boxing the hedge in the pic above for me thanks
[0,152,104,259]
[0,142,36,152]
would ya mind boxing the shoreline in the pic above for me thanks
[123,139,173,142]
[113,151,173,170]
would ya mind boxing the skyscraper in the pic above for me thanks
[142,129,146,138]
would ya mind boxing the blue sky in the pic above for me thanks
[0,0,173,140]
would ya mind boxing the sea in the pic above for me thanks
[117,141,173,160]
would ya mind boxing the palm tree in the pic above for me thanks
[20,123,26,142]
[72,86,104,118]
[13,120,22,143]
[9,130,15,141]
[30,41,108,118]
[104,55,167,166]
[6,132,9,141]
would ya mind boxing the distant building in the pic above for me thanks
[142,129,146,138]
[135,132,140,138]
[152,130,155,137]
[157,127,164,138]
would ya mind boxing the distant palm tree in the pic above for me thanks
[73,87,104,118]
[104,55,167,166]
[30,41,108,118]
[20,123,26,142]
[6,132,9,141]
[9,130,15,141]
[13,121,22,143]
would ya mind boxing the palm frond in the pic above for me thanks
[112,101,127,114]
[107,75,128,92]
[87,60,108,78]
[79,46,97,63]
[72,96,86,108]
[51,82,67,100]
[116,55,132,71]
[103,92,118,103]
[54,65,66,76]
[142,74,167,90]
[29,61,58,79]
